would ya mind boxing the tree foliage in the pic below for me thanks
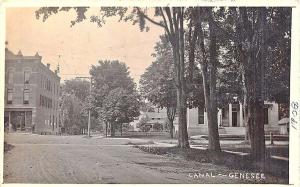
[140,36,176,109]
[90,60,140,136]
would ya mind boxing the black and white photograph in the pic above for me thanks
[1,1,299,185]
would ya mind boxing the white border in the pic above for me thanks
[0,1,299,187]
[289,4,300,187]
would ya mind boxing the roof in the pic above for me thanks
[5,48,60,80]
[5,48,42,61]
[145,112,167,119]
[5,48,16,59]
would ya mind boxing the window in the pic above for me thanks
[23,89,29,104]
[8,70,13,84]
[24,70,30,84]
[45,78,47,90]
[7,89,13,104]
[48,80,51,91]
[198,107,204,124]
[264,108,269,124]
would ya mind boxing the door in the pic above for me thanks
[232,112,238,127]
[10,111,25,131]
[4,117,9,131]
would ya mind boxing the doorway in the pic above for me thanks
[11,111,25,131]
[232,111,238,127]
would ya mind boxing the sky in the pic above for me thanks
[6,7,164,85]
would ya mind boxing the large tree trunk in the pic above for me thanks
[167,107,176,139]
[170,8,189,148]
[197,8,221,151]
[241,70,250,141]
[177,89,189,147]
[247,98,265,162]
[200,63,220,151]
[207,17,221,152]
[236,8,266,163]
[169,120,174,138]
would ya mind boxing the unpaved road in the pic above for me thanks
[3,133,284,184]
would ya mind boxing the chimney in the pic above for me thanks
[47,63,50,69]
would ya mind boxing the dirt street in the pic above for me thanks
[3,133,272,184]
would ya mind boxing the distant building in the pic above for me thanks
[4,48,61,134]
[129,108,168,132]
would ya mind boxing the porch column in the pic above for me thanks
[24,111,27,130]
[239,102,244,127]
[229,103,232,127]
[217,108,222,126]
[8,111,13,132]
[204,111,208,126]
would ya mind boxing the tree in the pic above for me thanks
[60,79,94,135]
[63,79,90,102]
[90,60,140,137]
[140,36,177,138]
[186,8,222,151]
[60,92,86,134]
[136,115,150,132]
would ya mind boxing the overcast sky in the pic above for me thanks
[6,8,164,85]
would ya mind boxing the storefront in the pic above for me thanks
[4,109,34,132]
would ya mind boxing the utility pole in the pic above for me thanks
[76,76,92,137]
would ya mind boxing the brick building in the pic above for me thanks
[4,48,61,134]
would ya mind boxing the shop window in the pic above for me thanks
[7,89,13,104]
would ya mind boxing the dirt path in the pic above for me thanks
[3,133,275,184]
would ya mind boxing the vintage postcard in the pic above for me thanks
[1,0,299,186]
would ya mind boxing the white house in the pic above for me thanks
[174,101,287,136]
[131,101,286,136]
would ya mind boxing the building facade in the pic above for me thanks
[4,48,61,134]
[186,101,286,136]
[130,108,168,132]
